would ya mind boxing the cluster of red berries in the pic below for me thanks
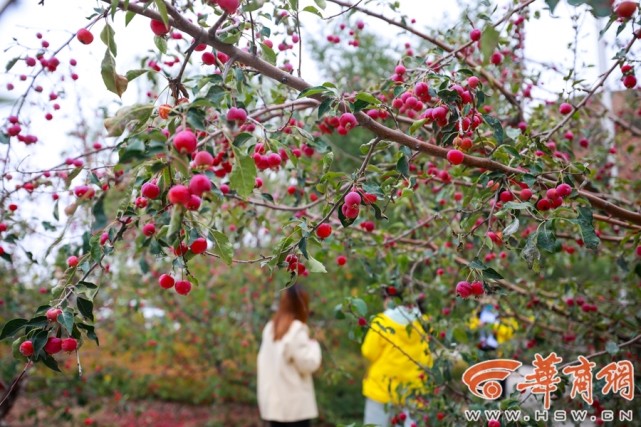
[533,182,573,211]
[5,116,38,145]
[19,308,79,358]
[285,254,308,276]
[317,112,359,136]
[158,274,192,295]
[390,412,413,426]
[359,221,375,232]
[456,280,485,298]
[565,296,598,313]
[253,143,287,171]
[340,189,377,220]
[166,174,212,211]
[328,19,366,48]
[621,64,637,89]
[226,107,248,123]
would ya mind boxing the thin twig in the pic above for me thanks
[0,361,31,409]
[538,36,638,141]
[209,11,228,38]
[323,0,364,20]
[306,138,381,236]
[558,333,641,370]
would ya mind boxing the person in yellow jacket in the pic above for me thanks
[361,288,433,427]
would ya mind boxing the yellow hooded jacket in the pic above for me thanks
[361,306,433,404]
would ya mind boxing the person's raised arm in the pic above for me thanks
[285,322,322,375]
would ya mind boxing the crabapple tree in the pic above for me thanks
[1,0,641,424]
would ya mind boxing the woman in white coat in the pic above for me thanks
[257,283,322,427]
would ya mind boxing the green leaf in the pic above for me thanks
[111,0,119,19]
[187,108,206,130]
[318,98,333,118]
[125,69,148,81]
[298,237,309,259]
[100,23,117,56]
[204,85,226,105]
[64,166,83,186]
[53,200,60,221]
[322,152,334,174]
[307,254,327,273]
[0,318,27,340]
[303,6,323,19]
[502,218,519,237]
[78,281,98,289]
[545,0,560,12]
[77,323,99,346]
[409,119,427,134]
[41,354,62,372]
[154,35,167,54]
[233,132,254,147]
[371,203,388,220]
[605,340,619,355]
[212,230,233,265]
[32,329,49,356]
[167,205,184,241]
[314,0,326,9]
[125,10,136,25]
[77,297,94,322]
[154,0,169,26]
[92,195,108,232]
[230,147,257,198]
[584,0,613,17]
[351,298,367,316]
[267,236,294,269]
[104,104,154,137]
[243,0,262,12]
[355,92,379,106]
[25,316,48,329]
[452,326,468,344]
[576,206,600,249]
[100,49,128,97]
[480,25,500,64]
[299,85,330,99]
[219,30,242,45]
[117,138,146,164]
[482,268,504,281]
[483,114,504,145]
[59,310,74,335]
[537,222,557,253]
[505,127,521,141]
[396,154,409,178]
[5,56,19,72]
[503,201,533,210]
[260,43,277,65]
[0,252,12,263]
[468,258,487,270]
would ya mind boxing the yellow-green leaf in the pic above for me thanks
[154,0,169,26]
[230,147,257,198]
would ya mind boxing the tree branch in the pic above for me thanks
[103,0,641,226]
